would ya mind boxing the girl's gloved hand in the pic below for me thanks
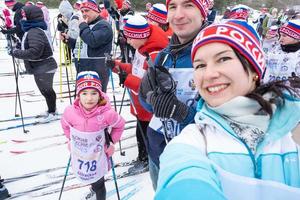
[105,144,115,157]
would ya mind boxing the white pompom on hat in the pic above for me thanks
[123,15,150,39]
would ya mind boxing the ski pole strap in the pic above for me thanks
[104,128,113,146]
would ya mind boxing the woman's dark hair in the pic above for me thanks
[234,49,300,117]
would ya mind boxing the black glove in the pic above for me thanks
[119,70,127,87]
[105,54,116,69]
[118,32,127,46]
[147,92,189,122]
[148,66,176,94]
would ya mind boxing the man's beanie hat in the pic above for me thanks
[123,15,150,39]
[279,19,300,40]
[191,20,265,79]
[81,0,99,13]
[166,0,209,20]
[76,71,102,95]
[147,3,168,25]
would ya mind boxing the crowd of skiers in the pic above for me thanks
[0,0,300,199]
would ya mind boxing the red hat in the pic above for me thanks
[80,0,99,13]
[5,0,16,7]
[280,20,300,40]
[166,0,209,20]
[147,3,167,25]
[124,15,150,39]
[192,20,265,79]
[76,71,102,96]
[229,5,250,20]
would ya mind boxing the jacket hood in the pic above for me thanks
[12,2,24,12]
[22,5,44,21]
[72,91,112,119]
[59,0,74,20]
[139,24,169,55]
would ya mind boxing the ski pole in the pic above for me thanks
[104,128,121,200]
[126,88,148,154]
[8,34,28,134]
[63,43,72,105]
[58,155,71,200]
[109,68,125,156]
[59,40,63,100]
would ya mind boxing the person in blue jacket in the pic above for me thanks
[155,20,300,200]
[61,0,113,92]
[139,0,210,190]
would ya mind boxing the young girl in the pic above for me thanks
[61,71,125,200]
[155,20,300,200]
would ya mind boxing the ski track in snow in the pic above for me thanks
[0,9,154,200]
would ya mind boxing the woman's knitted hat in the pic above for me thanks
[166,0,209,20]
[123,15,150,39]
[147,3,167,25]
[279,19,300,40]
[76,71,102,95]
[191,20,265,79]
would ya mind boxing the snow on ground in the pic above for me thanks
[0,9,154,200]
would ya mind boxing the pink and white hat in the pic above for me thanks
[36,1,44,8]
[76,71,102,95]
[191,20,265,79]
[80,0,99,13]
[166,0,209,20]
[73,0,82,10]
[266,25,279,38]
[279,20,300,40]
[147,3,167,25]
[123,15,150,39]
[25,1,34,6]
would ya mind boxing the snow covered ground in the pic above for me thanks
[0,9,154,200]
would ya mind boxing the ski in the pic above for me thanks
[23,95,131,103]
[0,113,62,123]
[28,89,75,97]
[0,90,34,98]
[30,179,139,198]
[3,166,67,184]
[0,118,61,132]
[7,176,76,199]
[11,133,64,143]
[0,119,135,132]
[10,141,67,155]
[121,186,142,200]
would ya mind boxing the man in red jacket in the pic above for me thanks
[107,14,169,173]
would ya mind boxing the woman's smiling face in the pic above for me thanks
[193,42,257,107]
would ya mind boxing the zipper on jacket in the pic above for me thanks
[203,112,261,178]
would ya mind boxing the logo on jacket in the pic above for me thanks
[189,79,196,90]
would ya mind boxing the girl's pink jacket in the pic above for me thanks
[61,92,125,144]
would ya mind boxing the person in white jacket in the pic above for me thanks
[155,20,300,200]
